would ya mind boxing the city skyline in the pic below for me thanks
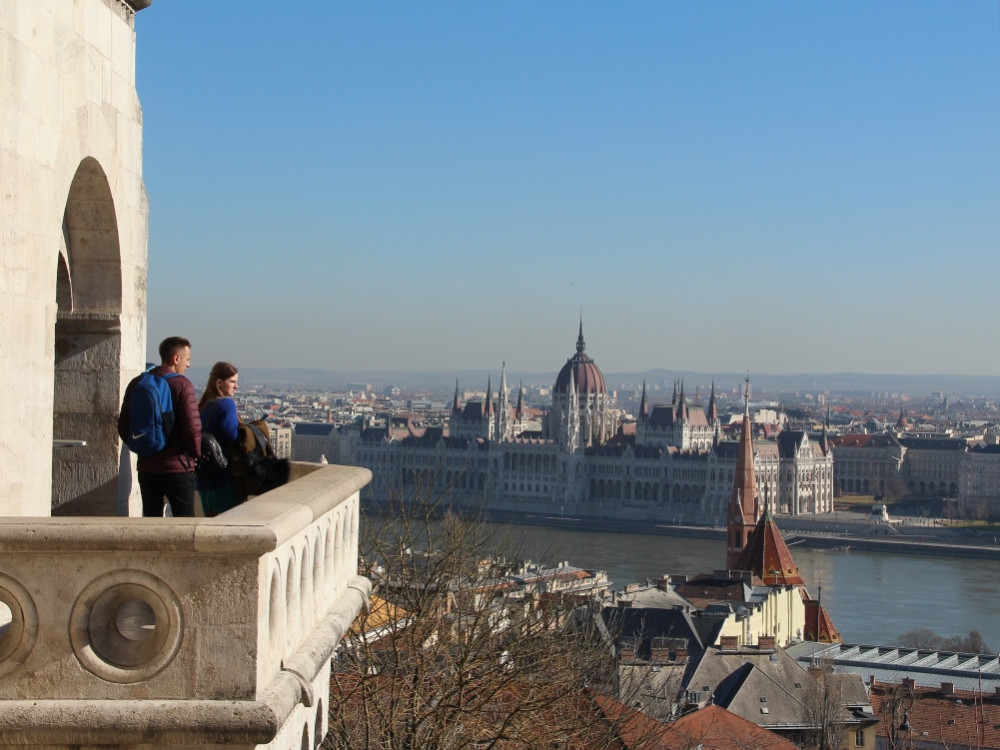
[136,3,1000,376]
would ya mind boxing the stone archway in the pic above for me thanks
[51,157,123,515]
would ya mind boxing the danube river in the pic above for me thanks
[363,515,999,649]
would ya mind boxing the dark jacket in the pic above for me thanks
[196,397,240,491]
[118,366,201,473]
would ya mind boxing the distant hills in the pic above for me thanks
[182,366,1000,398]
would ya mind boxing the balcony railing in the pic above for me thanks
[0,462,371,749]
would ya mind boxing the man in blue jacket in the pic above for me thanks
[118,336,202,516]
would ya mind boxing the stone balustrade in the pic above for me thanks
[0,463,371,749]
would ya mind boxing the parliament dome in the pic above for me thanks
[554,322,606,395]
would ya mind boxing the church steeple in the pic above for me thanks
[495,363,510,442]
[639,378,649,420]
[452,379,461,413]
[727,376,759,570]
[707,381,718,425]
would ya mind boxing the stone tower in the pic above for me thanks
[726,378,759,569]
[2,0,152,517]
[0,4,371,748]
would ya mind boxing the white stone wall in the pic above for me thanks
[1,0,148,516]
[0,463,372,748]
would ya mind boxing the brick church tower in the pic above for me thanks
[726,378,759,569]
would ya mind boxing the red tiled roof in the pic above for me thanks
[870,682,1000,750]
[735,510,805,587]
[596,695,797,750]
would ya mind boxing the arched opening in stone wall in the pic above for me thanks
[52,157,123,515]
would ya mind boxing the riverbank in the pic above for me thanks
[474,508,1000,561]
[362,501,1000,562]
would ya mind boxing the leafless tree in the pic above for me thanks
[326,475,641,750]
[801,663,849,750]
[896,628,944,650]
[896,628,990,654]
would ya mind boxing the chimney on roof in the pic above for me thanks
[720,636,739,652]
[621,637,641,660]
[650,637,672,664]
[941,682,954,695]
[902,677,915,689]
[758,635,777,651]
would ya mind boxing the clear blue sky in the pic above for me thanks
[136,2,1000,376]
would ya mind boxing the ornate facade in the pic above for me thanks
[344,325,835,524]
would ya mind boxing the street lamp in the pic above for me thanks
[889,683,914,750]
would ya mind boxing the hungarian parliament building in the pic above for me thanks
[339,325,834,524]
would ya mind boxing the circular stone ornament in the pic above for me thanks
[70,569,183,683]
[0,572,39,677]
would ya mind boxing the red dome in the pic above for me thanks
[554,323,606,395]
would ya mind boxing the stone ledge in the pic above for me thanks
[0,575,371,746]
[0,463,372,553]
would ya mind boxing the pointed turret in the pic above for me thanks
[495,362,510,442]
[896,408,908,431]
[736,503,842,643]
[565,370,581,452]
[639,378,649,420]
[707,381,719,425]
[735,505,805,587]
[515,380,525,422]
[576,315,586,356]
[726,377,758,570]
[484,376,493,416]
[452,379,461,413]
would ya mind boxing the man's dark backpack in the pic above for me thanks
[231,419,290,499]
[124,371,179,457]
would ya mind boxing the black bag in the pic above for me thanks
[195,431,229,478]
[231,419,290,498]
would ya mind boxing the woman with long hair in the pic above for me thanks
[197,361,240,516]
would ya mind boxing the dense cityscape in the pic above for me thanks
[7,2,1000,749]
[231,325,1000,526]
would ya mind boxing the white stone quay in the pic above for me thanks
[0,463,372,749]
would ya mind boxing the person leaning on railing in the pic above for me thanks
[196,361,241,517]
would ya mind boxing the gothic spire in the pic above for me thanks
[639,378,649,419]
[565,369,581,452]
[452,379,461,413]
[727,374,758,570]
[496,363,510,442]
[576,315,586,356]
[707,381,718,425]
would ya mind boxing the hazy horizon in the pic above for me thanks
[137,3,1000,376]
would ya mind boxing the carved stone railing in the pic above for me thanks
[0,463,371,749]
